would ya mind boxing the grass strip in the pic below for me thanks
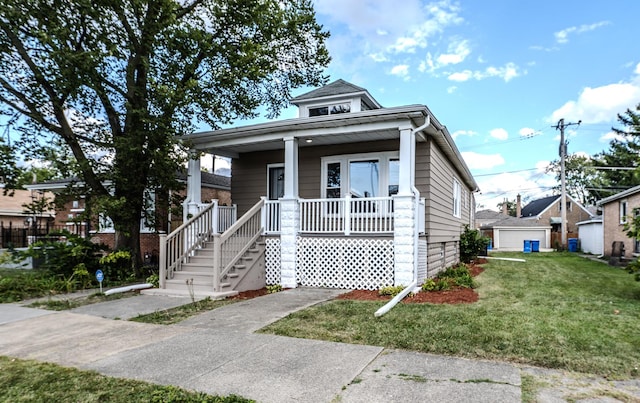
[0,356,253,403]
[260,252,640,379]
[129,297,235,325]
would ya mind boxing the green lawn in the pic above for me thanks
[0,356,253,403]
[260,252,640,379]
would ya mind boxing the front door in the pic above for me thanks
[267,165,284,200]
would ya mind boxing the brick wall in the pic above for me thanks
[603,192,640,257]
[538,198,593,233]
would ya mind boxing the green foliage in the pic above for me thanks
[623,214,640,281]
[266,284,283,294]
[625,259,640,281]
[146,273,160,288]
[18,230,107,280]
[0,269,69,302]
[0,0,330,258]
[421,264,475,291]
[99,250,134,283]
[460,225,490,263]
[378,285,406,297]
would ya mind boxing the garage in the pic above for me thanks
[481,216,551,251]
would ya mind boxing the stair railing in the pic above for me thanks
[159,200,219,288]
[212,198,265,292]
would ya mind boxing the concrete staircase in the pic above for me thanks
[147,239,266,299]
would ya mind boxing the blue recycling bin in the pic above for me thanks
[568,238,578,252]
[531,240,540,252]
[523,239,532,253]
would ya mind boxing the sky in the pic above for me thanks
[224,0,640,211]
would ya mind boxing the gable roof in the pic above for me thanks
[521,194,593,219]
[289,79,382,110]
[520,195,559,217]
[596,184,640,206]
[475,209,505,220]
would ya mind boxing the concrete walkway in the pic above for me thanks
[2,288,633,402]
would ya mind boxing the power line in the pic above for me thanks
[474,167,540,177]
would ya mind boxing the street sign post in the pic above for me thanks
[96,269,104,293]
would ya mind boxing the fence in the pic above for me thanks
[0,223,81,249]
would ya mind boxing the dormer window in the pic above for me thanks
[309,103,351,117]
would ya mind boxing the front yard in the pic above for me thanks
[260,252,640,379]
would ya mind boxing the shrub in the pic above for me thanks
[18,230,107,280]
[266,284,282,294]
[99,250,134,284]
[460,225,490,263]
[421,263,475,291]
[378,285,405,297]
[626,258,640,281]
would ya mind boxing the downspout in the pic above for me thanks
[375,116,431,317]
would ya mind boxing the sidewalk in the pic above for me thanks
[0,289,522,402]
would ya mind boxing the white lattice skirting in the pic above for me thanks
[265,237,281,285]
[265,236,395,290]
[296,237,394,290]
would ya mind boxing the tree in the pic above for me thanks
[592,104,640,198]
[496,199,517,216]
[545,154,601,205]
[0,0,330,266]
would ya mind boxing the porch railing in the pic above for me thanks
[159,200,232,288]
[212,198,264,291]
[263,199,281,234]
[298,195,394,234]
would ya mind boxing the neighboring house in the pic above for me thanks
[597,184,640,257]
[480,216,552,251]
[520,194,593,247]
[0,187,55,248]
[158,79,478,296]
[475,209,507,229]
[25,172,231,257]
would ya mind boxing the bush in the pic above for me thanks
[378,285,405,297]
[626,258,640,281]
[421,263,475,291]
[18,231,107,280]
[99,250,134,284]
[460,225,490,263]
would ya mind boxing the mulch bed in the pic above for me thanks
[232,261,486,305]
[336,263,485,305]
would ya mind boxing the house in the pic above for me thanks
[156,79,478,296]
[0,187,55,248]
[475,209,507,229]
[24,172,231,257]
[520,194,593,247]
[479,216,552,251]
[597,184,640,257]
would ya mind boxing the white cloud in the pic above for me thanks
[447,86,457,94]
[451,129,477,139]
[490,128,508,140]
[436,39,470,66]
[461,151,505,170]
[474,169,556,211]
[390,64,410,80]
[549,80,640,124]
[554,21,609,44]
[600,130,627,142]
[447,62,523,83]
[448,70,473,82]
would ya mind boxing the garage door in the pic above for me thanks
[498,229,547,249]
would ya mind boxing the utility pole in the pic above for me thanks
[554,118,581,248]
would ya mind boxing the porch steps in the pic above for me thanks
[159,239,265,297]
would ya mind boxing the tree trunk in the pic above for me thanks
[114,222,142,268]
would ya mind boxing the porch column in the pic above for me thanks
[283,137,299,198]
[398,128,413,196]
[280,137,299,288]
[394,195,416,286]
[185,151,201,221]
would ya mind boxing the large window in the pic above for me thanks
[453,178,461,218]
[321,152,399,199]
[309,103,351,117]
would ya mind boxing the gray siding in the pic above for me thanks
[426,240,459,276]
[418,139,473,243]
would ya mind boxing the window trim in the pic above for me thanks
[320,151,399,199]
[453,178,461,218]
[620,200,628,224]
